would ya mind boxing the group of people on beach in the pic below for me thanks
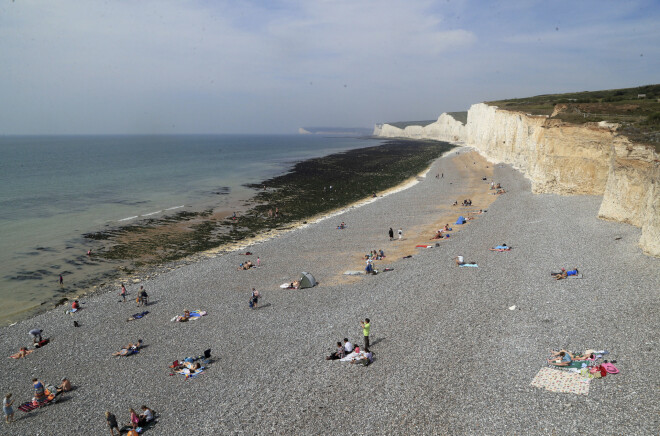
[388,227,403,241]
[105,405,154,435]
[325,319,373,365]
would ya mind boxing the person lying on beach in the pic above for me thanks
[489,244,511,251]
[337,222,346,229]
[452,201,458,206]
[126,311,149,322]
[10,347,34,359]
[552,268,579,280]
[494,189,506,195]
[326,342,346,360]
[180,310,191,322]
[238,260,254,270]
[455,256,465,266]
[547,350,574,366]
[112,340,143,356]
[431,231,447,240]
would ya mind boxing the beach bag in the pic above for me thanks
[601,362,619,374]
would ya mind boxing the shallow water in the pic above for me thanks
[0,134,380,323]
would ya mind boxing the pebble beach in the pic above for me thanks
[1,147,658,435]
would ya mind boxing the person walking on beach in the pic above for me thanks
[105,411,119,436]
[257,257,260,268]
[251,288,260,309]
[361,318,371,350]
[389,228,394,241]
[120,284,127,302]
[398,228,403,240]
[59,274,63,286]
[3,393,14,424]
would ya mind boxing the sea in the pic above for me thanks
[0,134,380,324]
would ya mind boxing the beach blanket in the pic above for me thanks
[177,366,205,379]
[129,311,149,320]
[459,264,478,268]
[343,270,365,275]
[531,367,590,396]
[416,245,433,248]
[568,274,584,279]
[280,283,296,289]
[18,390,56,412]
[10,349,34,359]
[340,351,365,362]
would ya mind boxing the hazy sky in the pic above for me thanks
[1,0,658,134]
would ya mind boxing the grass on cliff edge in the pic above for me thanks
[487,84,660,150]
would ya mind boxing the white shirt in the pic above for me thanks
[457,256,464,263]
[398,229,402,235]
[143,409,153,422]
[344,341,353,352]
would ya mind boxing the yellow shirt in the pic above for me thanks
[363,322,370,337]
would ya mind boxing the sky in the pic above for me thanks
[1,0,658,134]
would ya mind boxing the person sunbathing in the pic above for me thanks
[553,268,579,280]
[490,244,510,251]
[18,347,31,358]
[112,340,143,356]
[291,280,300,289]
[126,311,149,321]
[179,310,191,322]
[57,378,72,393]
[548,350,574,366]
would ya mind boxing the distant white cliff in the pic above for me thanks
[374,104,659,257]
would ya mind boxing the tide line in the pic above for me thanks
[118,216,138,222]
[165,205,185,211]
[142,210,163,217]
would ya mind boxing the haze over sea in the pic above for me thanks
[0,134,377,324]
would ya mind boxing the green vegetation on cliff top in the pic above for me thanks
[487,84,660,150]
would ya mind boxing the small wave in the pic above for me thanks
[142,210,162,217]
[118,216,138,222]
[165,205,185,211]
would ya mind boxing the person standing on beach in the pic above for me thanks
[361,318,371,350]
[105,411,119,436]
[59,274,63,286]
[398,228,403,240]
[120,284,127,302]
[257,257,260,268]
[251,288,260,309]
[389,228,394,241]
[3,393,14,424]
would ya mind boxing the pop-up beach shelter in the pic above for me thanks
[456,216,466,225]
[299,272,317,289]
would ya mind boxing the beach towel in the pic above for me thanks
[568,274,584,279]
[459,264,478,268]
[129,311,149,320]
[171,310,207,322]
[343,270,365,275]
[531,367,590,396]
[340,351,366,362]
[177,366,205,379]
[416,245,433,248]
[9,349,34,359]
[18,390,56,412]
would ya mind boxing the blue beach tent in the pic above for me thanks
[456,216,466,225]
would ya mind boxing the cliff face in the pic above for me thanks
[373,113,465,142]
[374,103,659,256]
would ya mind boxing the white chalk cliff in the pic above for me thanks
[374,104,660,257]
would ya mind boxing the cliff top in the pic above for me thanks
[486,84,660,150]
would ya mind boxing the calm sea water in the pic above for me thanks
[0,134,379,323]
